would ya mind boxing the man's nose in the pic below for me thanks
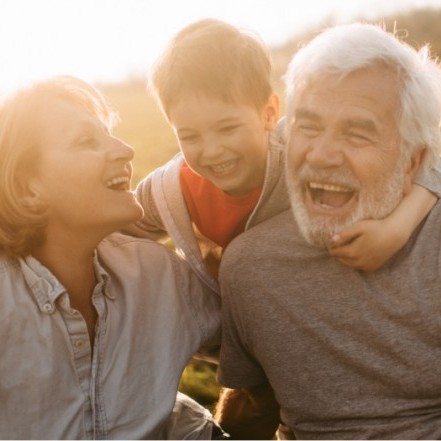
[306,132,344,168]
[106,137,135,162]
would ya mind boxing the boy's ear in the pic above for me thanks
[263,93,279,131]
[403,147,426,196]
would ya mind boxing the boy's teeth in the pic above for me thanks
[212,160,236,173]
[106,176,129,188]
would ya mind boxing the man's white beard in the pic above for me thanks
[287,162,406,248]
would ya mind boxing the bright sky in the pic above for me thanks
[1,0,441,94]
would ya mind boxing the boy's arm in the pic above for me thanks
[329,184,436,271]
[122,172,169,241]
[214,385,281,440]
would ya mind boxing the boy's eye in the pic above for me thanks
[179,134,199,144]
[219,125,239,134]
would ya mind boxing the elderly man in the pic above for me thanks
[215,23,441,439]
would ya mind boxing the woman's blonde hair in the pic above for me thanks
[0,76,117,258]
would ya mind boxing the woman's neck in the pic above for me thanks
[32,230,100,344]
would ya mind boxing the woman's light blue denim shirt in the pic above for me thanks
[1,233,220,439]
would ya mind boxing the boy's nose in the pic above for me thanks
[106,137,135,162]
[201,136,224,159]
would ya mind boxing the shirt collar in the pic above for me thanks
[20,252,114,315]
[93,250,114,300]
[20,256,66,314]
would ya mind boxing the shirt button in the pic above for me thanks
[43,302,54,313]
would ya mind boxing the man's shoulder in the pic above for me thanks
[404,198,441,258]
[222,210,298,267]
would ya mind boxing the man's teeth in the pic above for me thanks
[106,176,129,188]
[309,182,352,192]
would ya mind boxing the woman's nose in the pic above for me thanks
[106,137,135,162]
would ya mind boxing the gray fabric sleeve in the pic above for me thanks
[122,171,168,240]
[175,252,221,349]
[414,158,441,197]
[217,277,267,388]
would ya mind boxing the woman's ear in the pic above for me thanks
[263,93,280,131]
[15,175,44,211]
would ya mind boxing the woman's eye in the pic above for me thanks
[77,136,99,148]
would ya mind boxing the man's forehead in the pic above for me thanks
[293,69,401,123]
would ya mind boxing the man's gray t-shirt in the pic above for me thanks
[218,204,441,439]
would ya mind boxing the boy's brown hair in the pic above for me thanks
[148,18,273,117]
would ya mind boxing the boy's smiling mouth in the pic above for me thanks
[209,159,238,176]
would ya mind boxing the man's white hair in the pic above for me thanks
[284,23,441,169]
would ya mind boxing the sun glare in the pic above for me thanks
[1,0,440,96]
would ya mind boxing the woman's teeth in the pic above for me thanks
[106,176,129,190]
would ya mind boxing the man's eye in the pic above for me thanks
[295,124,320,137]
[347,132,372,145]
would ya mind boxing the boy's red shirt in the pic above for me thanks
[179,162,262,248]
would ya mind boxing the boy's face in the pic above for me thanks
[168,94,278,197]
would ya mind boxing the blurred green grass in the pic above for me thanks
[179,360,222,411]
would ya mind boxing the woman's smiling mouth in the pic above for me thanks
[105,175,130,191]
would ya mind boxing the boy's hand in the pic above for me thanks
[329,185,437,272]
[328,218,406,272]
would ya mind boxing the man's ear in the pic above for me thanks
[263,93,280,131]
[403,147,426,195]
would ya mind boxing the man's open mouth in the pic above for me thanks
[307,181,356,210]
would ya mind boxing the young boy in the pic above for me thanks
[128,18,440,295]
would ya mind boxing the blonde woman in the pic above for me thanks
[0,76,222,439]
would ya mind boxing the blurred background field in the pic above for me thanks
[99,6,441,410]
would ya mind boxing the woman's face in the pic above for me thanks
[28,96,143,238]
